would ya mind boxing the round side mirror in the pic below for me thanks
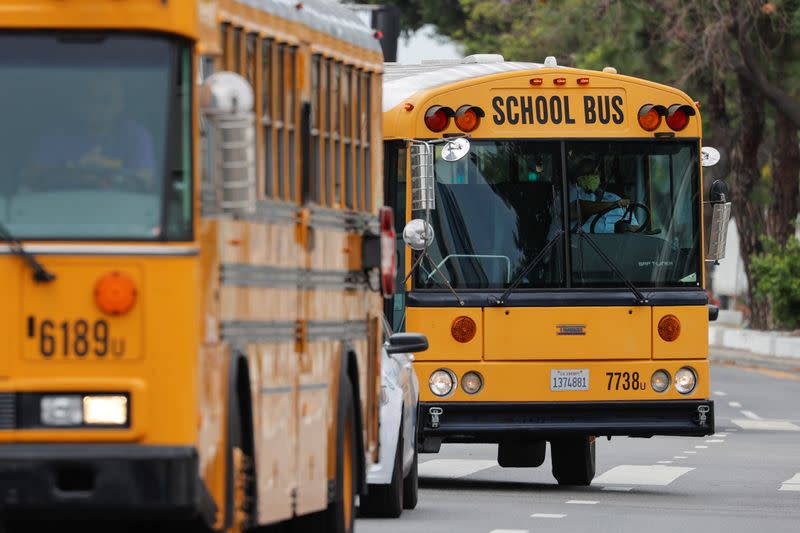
[200,71,254,115]
[701,146,721,167]
[441,137,470,162]
[402,219,435,250]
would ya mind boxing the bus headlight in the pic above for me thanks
[41,396,83,426]
[461,371,483,394]
[83,395,128,425]
[429,369,455,397]
[651,370,671,393]
[674,367,697,394]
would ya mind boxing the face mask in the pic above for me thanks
[578,173,600,192]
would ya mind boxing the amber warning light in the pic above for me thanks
[451,316,477,343]
[95,272,137,315]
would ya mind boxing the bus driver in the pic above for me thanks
[567,157,637,233]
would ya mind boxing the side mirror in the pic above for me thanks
[402,218,434,251]
[441,137,470,162]
[386,332,429,354]
[704,179,731,261]
[200,72,257,215]
[410,143,435,211]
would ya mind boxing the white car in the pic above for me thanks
[359,317,427,518]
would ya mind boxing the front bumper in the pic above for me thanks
[0,444,215,522]
[418,400,714,449]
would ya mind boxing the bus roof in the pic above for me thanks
[384,58,557,112]
[240,0,381,52]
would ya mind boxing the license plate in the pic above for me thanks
[550,369,590,391]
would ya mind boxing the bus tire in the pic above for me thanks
[550,436,596,486]
[229,384,255,533]
[360,422,403,518]
[402,445,419,510]
[325,378,358,533]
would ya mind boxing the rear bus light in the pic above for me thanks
[424,105,453,132]
[666,104,696,131]
[40,394,129,427]
[454,105,484,132]
[638,104,665,131]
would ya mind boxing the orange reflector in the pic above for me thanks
[95,271,137,316]
[577,77,590,85]
[530,78,543,86]
[658,315,681,342]
[554,77,567,85]
[451,316,477,343]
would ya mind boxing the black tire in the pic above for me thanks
[550,436,596,486]
[325,379,358,533]
[230,384,256,533]
[360,422,404,518]
[402,445,419,510]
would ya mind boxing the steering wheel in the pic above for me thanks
[589,201,651,234]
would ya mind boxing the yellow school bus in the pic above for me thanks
[0,1,389,531]
[383,55,730,485]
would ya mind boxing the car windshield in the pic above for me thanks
[413,140,700,290]
[0,33,192,240]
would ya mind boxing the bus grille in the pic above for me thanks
[0,393,15,429]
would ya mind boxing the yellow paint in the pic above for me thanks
[406,307,483,361]
[484,306,650,360]
[2,0,384,530]
[414,359,710,403]
[652,306,709,359]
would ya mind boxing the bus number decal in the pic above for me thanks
[492,95,624,126]
[28,316,124,358]
[605,371,647,391]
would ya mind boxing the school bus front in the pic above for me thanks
[383,57,721,485]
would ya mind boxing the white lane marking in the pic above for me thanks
[657,460,673,464]
[418,459,497,479]
[593,465,694,486]
[726,428,738,432]
[490,530,529,533]
[531,514,566,519]
[740,410,763,420]
[714,390,727,396]
[728,401,742,408]
[602,486,633,492]
[732,419,800,431]
[713,433,728,437]
[706,439,725,443]
[780,474,800,492]
[683,451,697,454]
[674,456,688,459]
[566,500,597,505]
[695,445,708,449]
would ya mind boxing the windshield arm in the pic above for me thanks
[491,230,564,305]
[0,222,56,283]
[575,229,648,305]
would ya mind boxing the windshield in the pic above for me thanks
[0,33,192,240]
[413,140,700,290]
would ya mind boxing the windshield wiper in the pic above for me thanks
[574,229,648,305]
[491,230,564,305]
[0,222,56,283]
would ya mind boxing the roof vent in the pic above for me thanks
[461,54,505,64]
[603,66,618,74]
[544,56,558,67]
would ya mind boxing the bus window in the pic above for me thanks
[310,54,321,203]
[418,140,564,289]
[276,44,285,200]
[0,33,192,240]
[565,141,700,287]
[262,39,273,197]
[287,46,297,202]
